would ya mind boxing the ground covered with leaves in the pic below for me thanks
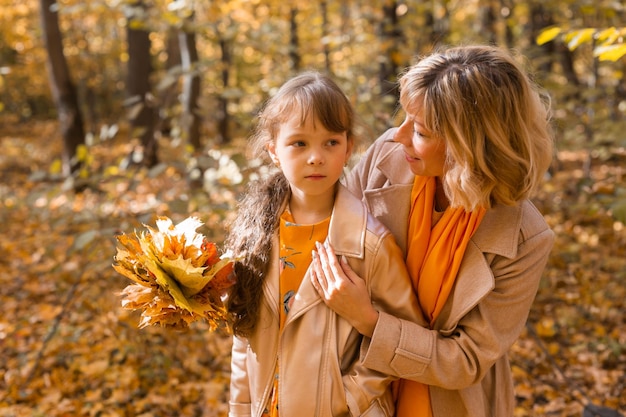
[1,118,624,416]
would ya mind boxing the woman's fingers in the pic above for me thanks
[311,250,328,296]
[311,241,350,301]
[339,255,358,284]
[317,241,348,285]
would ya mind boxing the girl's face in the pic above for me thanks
[393,102,447,177]
[267,112,352,202]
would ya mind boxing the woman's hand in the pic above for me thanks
[310,242,379,337]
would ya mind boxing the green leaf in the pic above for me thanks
[537,27,562,46]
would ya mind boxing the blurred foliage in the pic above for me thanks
[0,116,624,416]
[0,0,619,144]
[0,1,624,156]
[0,0,625,415]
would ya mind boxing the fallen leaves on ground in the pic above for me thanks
[0,119,624,416]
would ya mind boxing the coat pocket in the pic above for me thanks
[389,347,429,378]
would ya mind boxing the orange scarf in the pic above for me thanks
[395,176,486,417]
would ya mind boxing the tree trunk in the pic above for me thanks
[320,1,331,74]
[423,2,449,50]
[157,29,182,136]
[478,1,497,45]
[378,0,402,103]
[39,0,85,177]
[179,15,201,151]
[529,4,580,92]
[126,0,158,167]
[613,64,626,122]
[500,0,515,47]
[217,36,231,144]
[289,7,300,71]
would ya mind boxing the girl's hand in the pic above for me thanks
[310,242,379,337]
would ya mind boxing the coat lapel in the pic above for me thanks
[283,270,323,325]
[361,139,414,254]
[285,185,368,324]
[432,204,523,331]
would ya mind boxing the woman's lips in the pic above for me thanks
[404,152,418,162]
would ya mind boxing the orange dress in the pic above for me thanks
[262,210,330,417]
[395,176,485,417]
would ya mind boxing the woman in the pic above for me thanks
[310,45,555,417]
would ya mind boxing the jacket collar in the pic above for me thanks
[327,185,368,259]
[372,129,415,186]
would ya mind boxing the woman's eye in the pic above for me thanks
[414,127,429,139]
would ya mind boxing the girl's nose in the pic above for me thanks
[307,149,324,165]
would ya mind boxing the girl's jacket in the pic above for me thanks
[345,129,555,417]
[228,184,421,417]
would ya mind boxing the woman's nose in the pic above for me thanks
[394,119,412,145]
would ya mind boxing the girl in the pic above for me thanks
[225,71,420,417]
[311,45,555,417]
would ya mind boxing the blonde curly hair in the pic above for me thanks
[399,45,554,210]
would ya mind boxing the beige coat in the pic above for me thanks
[345,129,555,417]
[229,185,421,417]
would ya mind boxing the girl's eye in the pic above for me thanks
[292,140,306,147]
[327,139,340,146]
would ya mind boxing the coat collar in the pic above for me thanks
[328,185,368,259]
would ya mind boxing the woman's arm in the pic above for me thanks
[313,227,554,390]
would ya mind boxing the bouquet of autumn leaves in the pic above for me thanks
[113,216,236,330]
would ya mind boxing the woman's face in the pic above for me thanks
[393,102,447,177]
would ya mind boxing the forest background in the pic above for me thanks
[0,0,625,416]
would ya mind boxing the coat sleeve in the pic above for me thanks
[360,226,554,390]
[342,230,425,415]
[228,335,252,417]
